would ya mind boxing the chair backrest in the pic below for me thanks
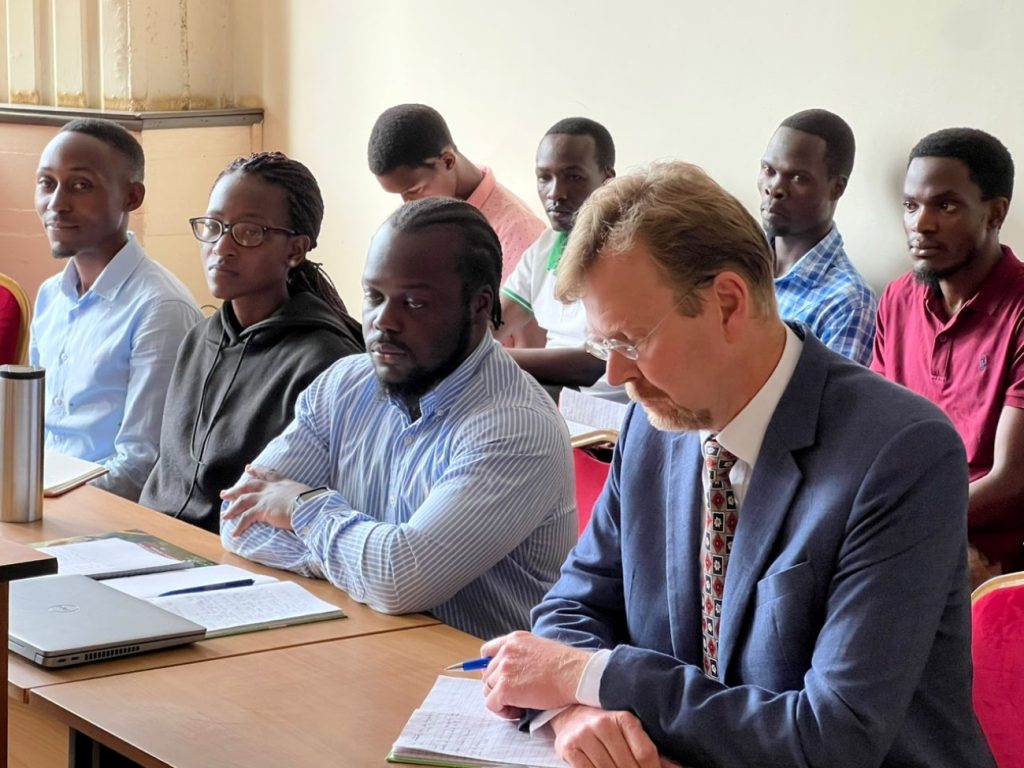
[971,571,1024,767]
[572,447,611,535]
[0,273,32,365]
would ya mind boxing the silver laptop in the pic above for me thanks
[9,574,206,668]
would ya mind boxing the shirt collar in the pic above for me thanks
[920,245,1018,321]
[465,166,496,210]
[546,231,569,272]
[396,333,496,420]
[58,234,144,302]
[773,225,843,287]
[962,245,1019,318]
[707,324,802,467]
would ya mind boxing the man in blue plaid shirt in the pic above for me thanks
[758,109,876,364]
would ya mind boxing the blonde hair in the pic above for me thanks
[555,160,777,318]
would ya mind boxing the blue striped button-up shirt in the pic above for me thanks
[774,226,877,365]
[221,335,576,639]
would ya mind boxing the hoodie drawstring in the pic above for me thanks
[174,327,252,518]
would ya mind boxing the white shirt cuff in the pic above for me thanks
[529,647,612,733]
[575,648,612,707]
[528,706,568,733]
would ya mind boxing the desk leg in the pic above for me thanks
[1,583,7,768]
[68,730,141,768]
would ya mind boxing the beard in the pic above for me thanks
[626,382,713,432]
[379,308,474,406]
[912,248,976,292]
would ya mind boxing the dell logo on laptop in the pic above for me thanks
[47,604,79,613]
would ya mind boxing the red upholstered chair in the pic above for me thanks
[0,274,31,365]
[971,571,1024,767]
[572,447,611,535]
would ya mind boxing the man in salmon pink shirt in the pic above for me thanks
[368,103,544,283]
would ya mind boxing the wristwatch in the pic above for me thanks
[292,486,331,515]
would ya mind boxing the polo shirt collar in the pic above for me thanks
[466,166,496,210]
[921,245,1019,321]
[965,245,1019,318]
[546,231,568,272]
[58,234,144,302]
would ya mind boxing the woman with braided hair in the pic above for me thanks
[140,152,364,532]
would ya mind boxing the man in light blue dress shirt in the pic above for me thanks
[220,198,576,639]
[30,119,201,501]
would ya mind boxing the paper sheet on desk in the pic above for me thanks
[390,676,566,768]
[38,538,191,579]
[559,389,628,433]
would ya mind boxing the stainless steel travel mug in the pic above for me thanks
[0,365,45,523]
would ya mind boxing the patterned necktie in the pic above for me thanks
[700,435,738,680]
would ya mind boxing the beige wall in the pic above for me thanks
[137,124,263,307]
[254,0,1024,312]
[0,124,61,298]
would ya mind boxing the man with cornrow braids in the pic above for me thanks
[221,198,575,639]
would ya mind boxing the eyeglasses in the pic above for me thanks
[584,281,710,361]
[189,217,297,248]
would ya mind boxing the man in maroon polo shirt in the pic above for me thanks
[872,127,1024,586]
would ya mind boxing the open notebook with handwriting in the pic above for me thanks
[389,676,565,768]
[35,532,345,639]
[106,563,346,638]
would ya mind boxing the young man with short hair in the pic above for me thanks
[368,104,544,282]
[30,118,201,501]
[496,117,621,399]
[221,198,575,639]
[872,127,1024,583]
[759,108,876,364]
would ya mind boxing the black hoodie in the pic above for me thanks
[140,291,363,532]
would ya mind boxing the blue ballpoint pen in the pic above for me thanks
[444,656,492,672]
[157,578,255,597]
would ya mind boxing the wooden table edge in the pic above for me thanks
[12,616,441,706]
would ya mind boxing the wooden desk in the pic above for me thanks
[0,541,57,768]
[1,486,440,768]
[30,624,483,768]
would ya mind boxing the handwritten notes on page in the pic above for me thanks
[389,676,565,768]
[149,580,345,637]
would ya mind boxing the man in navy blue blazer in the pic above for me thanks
[480,161,994,768]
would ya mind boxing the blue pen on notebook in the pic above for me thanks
[158,578,254,598]
[444,656,492,672]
